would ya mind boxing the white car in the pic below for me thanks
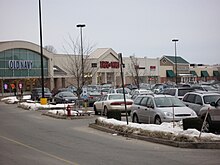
[131,94,197,124]
[108,88,131,97]
[93,93,133,115]
[131,89,153,99]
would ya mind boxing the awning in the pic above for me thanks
[201,71,209,77]
[213,71,220,77]
[53,65,67,76]
[166,70,175,77]
[190,70,198,77]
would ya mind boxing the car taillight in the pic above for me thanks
[126,101,133,105]
[110,102,122,105]
[89,96,94,99]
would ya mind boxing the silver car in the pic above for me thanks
[131,94,197,124]
[182,91,220,132]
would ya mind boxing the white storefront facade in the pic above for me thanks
[88,48,160,86]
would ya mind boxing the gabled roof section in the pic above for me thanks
[88,48,118,60]
[163,55,189,64]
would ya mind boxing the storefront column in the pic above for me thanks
[1,79,3,96]
[114,72,117,87]
[92,73,97,85]
[104,72,107,84]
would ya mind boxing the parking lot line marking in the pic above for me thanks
[0,135,79,165]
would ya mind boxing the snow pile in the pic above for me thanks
[96,117,220,142]
[1,95,32,104]
[18,102,75,111]
[1,96,19,104]
[48,109,79,116]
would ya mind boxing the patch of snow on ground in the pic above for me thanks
[97,117,220,141]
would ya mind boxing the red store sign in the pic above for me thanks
[150,66,156,70]
[100,61,119,69]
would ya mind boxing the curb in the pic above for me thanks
[89,123,220,149]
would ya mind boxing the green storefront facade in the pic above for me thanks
[0,41,53,94]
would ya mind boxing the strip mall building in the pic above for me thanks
[0,40,219,94]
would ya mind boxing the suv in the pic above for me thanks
[160,87,195,100]
[182,91,220,132]
[31,88,52,101]
[131,94,197,124]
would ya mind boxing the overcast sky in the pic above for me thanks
[1,0,220,65]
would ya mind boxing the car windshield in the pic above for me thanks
[116,89,128,94]
[62,92,75,97]
[36,88,50,93]
[203,95,220,104]
[154,97,185,107]
[109,94,129,100]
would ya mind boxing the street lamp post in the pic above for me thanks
[39,0,45,98]
[76,24,86,86]
[172,39,179,84]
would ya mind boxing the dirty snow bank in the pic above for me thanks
[96,117,220,142]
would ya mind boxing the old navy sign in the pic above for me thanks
[9,60,33,70]
[100,61,119,69]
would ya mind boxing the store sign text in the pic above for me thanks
[150,66,156,70]
[100,61,119,69]
[8,60,33,70]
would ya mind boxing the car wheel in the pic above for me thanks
[154,116,161,125]
[127,111,131,116]
[94,106,98,115]
[103,106,108,116]
[132,114,139,123]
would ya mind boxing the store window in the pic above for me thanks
[91,63,97,68]
[0,48,48,77]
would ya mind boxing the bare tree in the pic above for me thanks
[44,45,57,53]
[62,35,97,98]
[128,56,141,89]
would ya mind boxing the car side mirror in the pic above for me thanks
[147,105,154,109]
[210,102,216,107]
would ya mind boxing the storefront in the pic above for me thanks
[0,41,53,95]
[88,48,120,86]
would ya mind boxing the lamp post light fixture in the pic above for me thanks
[76,24,86,86]
[172,39,179,84]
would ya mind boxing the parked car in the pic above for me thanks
[131,89,153,95]
[67,85,77,94]
[81,87,102,106]
[151,83,173,94]
[191,85,220,93]
[53,91,78,104]
[131,94,197,124]
[108,88,131,97]
[208,97,220,132]
[52,88,72,97]
[159,87,195,100]
[101,88,110,95]
[131,89,153,100]
[182,91,220,132]
[31,88,52,101]
[93,93,133,115]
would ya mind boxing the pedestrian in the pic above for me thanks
[21,89,23,97]
[14,87,17,96]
